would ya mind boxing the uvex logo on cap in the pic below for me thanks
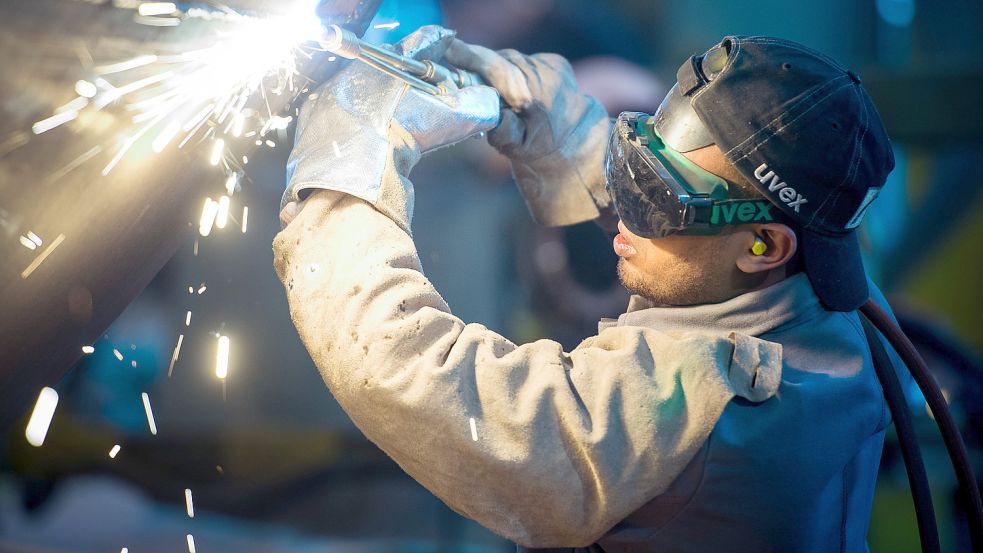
[754,163,809,213]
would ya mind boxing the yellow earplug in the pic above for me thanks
[751,237,768,256]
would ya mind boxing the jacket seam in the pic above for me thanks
[641,433,714,541]
[840,468,848,553]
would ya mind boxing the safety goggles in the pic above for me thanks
[604,111,777,238]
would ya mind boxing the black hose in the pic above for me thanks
[861,300,983,551]
[860,315,940,553]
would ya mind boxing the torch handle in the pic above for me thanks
[321,25,485,93]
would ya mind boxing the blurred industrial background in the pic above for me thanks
[1,0,982,551]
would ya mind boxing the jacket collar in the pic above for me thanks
[599,273,824,337]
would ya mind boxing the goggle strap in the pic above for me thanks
[689,199,778,227]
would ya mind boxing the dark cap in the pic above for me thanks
[664,36,895,311]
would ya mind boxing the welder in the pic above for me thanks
[274,25,899,551]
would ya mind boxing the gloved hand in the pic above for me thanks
[443,40,613,227]
[282,25,501,233]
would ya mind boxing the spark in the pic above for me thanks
[109,444,121,458]
[469,417,478,441]
[131,360,138,368]
[216,335,230,379]
[231,113,246,137]
[25,387,59,447]
[373,21,401,30]
[141,392,158,435]
[197,284,207,295]
[27,231,43,246]
[151,120,182,152]
[45,145,103,184]
[113,348,124,361]
[188,286,194,294]
[138,2,177,16]
[19,236,37,250]
[267,115,293,130]
[210,139,225,166]
[185,310,192,326]
[199,197,219,236]
[167,334,184,377]
[32,110,79,135]
[225,173,238,195]
[95,55,158,75]
[242,155,249,165]
[185,488,195,517]
[332,140,341,158]
[241,206,249,233]
[82,345,95,354]
[187,534,196,553]
[75,80,98,98]
[122,549,129,553]
[21,234,66,279]
[216,195,231,229]
[265,139,276,148]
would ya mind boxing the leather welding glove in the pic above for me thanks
[443,40,613,227]
[282,26,501,234]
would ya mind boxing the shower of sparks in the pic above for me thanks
[82,345,95,354]
[109,444,121,458]
[141,392,158,435]
[241,206,249,233]
[187,534,197,553]
[113,348,124,361]
[185,310,193,326]
[32,0,327,190]
[185,488,196,517]
[216,335,230,379]
[167,334,185,377]
[216,195,231,229]
[25,387,59,447]
[20,233,65,279]
[469,417,478,442]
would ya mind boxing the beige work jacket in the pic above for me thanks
[272,190,782,548]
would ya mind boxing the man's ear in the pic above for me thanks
[735,223,797,275]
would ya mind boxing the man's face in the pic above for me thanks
[613,144,762,306]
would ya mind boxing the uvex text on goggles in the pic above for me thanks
[604,111,776,238]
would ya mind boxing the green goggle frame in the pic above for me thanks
[605,112,777,238]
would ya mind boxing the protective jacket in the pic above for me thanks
[536,274,896,553]
[273,191,784,548]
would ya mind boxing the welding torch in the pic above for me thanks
[319,24,484,95]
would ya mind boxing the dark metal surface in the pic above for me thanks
[0,0,382,430]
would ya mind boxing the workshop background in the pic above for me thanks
[2,0,982,551]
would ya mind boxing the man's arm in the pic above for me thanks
[274,190,781,547]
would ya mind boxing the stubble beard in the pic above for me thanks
[616,257,732,307]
